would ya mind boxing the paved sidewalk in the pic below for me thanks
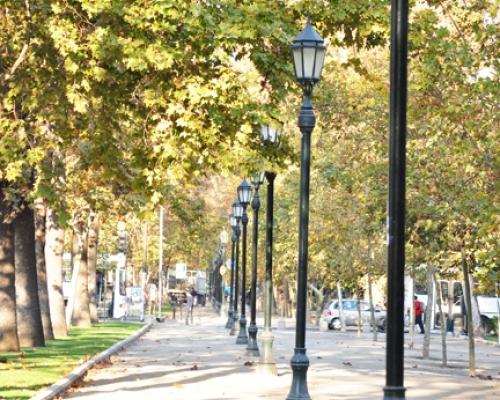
[64,307,499,400]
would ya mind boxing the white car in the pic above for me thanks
[322,299,387,332]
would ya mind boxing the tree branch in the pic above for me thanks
[2,1,31,83]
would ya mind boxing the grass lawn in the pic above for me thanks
[0,322,142,400]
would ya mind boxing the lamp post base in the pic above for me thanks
[236,316,248,344]
[246,323,259,356]
[383,386,406,399]
[286,348,310,400]
[258,330,277,375]
[225,309,234,329]
[230,313,239,336]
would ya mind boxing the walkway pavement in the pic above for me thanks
[64,307,499,400]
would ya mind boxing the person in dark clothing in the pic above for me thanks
[414,295,425,334]
[190,287,198,306]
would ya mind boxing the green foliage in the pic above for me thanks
[1,0,495,294]
[406,0,498,286]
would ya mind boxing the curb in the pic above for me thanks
[31,321,153,400]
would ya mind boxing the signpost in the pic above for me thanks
[176,263,187,280]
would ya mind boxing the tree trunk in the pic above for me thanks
[409,269,415,350]
[0,190,20,351]
[65,226,80,327]
[356,287,362,336]
[88,212,99,323]
[468,274,483,338]
[367,238,377,341]
[272,285,279,315]
[433,270,447,367]
[462,251,476,376]
[422,265,435,359]
[447,280,454,335]
[282,276,290,318]
[308,283,323,326]
[337,282,346,332]
[15,206,45,347]
[34,199,54,340]
[71,222,91,327]
[45,208,67,337]
[126,241,134,288]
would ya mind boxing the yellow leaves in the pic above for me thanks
[48,19,81,56]
[50,3,63,14]
[5,160,24,181]
[91,66,107,82]
[150,191,163,206]
[66,85,89,114]
[155,119,171,133]
[145,43,175,71]
[186,82,217,105]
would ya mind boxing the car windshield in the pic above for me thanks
[330,300,382,311]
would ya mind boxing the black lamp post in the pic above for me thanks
[236,179,252,345]
[384,1,408,399]
[231,201,243,336]
[246,172,265,356]
[287,19,326,400]
[259,123,281,374]
[226,214,238,330]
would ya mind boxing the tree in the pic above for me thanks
[34,198,54,340]
[70,219,91,328]
[88,212,99,323]
[14,205,44,347]
[0,183,19,351]
[45,207,67,338]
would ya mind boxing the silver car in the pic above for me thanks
[322,299,387,331]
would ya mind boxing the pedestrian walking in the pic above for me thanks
[414,295,425,334]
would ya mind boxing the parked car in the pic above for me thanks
[322,299,387,332]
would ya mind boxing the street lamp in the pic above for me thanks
[236,179,252,345]
[384,1,408,399]
[259,123,281,374]
[226,214,238,330]
[287,19,326,400]
[246,172,265,356]
[231,200,243,336]
[261,124,280,144]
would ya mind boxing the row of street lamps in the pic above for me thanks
[212,5,408,397]
[226,125,280,361]
[217,18,326,399]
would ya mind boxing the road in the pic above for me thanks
[63,306,499,400]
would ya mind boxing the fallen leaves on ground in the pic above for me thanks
[93,358,113,369]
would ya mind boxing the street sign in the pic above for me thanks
[175,263,187,279]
